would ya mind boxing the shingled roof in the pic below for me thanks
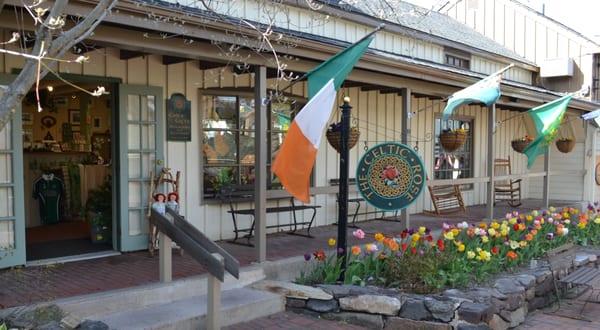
[322,0,536,66]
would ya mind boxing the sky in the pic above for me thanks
[403,0,600,44]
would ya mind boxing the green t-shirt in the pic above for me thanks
[33,174,64,225]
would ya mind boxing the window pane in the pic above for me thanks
[128,124,140,150]
[0,121,10,150]
[128,210,142,236]
[141,95,156,122]
[128,153,141,178]
[128,182,142,208]
[239,131,255,165]
[202,131,237,164]
[141,124,155,149]
[270,132,285,161]
[240,166,255,185]
[203,96,237,129]
[203,167,237,197]
[239,97,255,130]
[433,118,474,188]
[0,220,14,250]
[127,95,140,121]
[0,153,11,184]
[271,102,292,131]
[0,187,13,217]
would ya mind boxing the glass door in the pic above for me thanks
[0,74,26,268]
[118,85,163,251]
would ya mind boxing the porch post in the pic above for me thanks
[400,88,411,229]
[254,65,267,262]
[583,121,596,202]
[486,104,496,220]
[159,232,172,282]
[542,147,550,208]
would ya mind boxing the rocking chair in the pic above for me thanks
[494,157,522,207]
[425,176,466,215]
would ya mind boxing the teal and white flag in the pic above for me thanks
[442,65,512,120]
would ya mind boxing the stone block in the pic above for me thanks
[399,298,431,321]
[340,295,402,316]
[252,280,333,300]
[384,317,451,330]
[535,277,554,296]
[498,306,526,328]
[77,320,109,330]
[487,314,509,330]
[526,287,535,301]
[457,302,494,324]
[456,323,492,330]
[494,278,525,295]
[323,312,384,329]
[286,297,306,309]
[527,296,549,311]
[424,297,457,322]
[515,275,536,289]
[306,298,338,313]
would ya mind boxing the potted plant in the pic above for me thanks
[511,135,533,153]
[326,122,360,153]
[556,137,575,153]
[86,177,112,244]
[439,128,467,152]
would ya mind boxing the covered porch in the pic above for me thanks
[0,199,580,309]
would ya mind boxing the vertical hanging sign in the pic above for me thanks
[167,93,191,141]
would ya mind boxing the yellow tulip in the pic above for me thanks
[328,238,336,247]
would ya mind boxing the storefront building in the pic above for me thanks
[0,0,598,269]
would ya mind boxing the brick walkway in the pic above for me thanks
[520,293,600,329]
[224,311,366,330]
[0,200,574,309]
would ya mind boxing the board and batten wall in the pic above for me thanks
[1,38,539,240]
[443,0,598,97]
[164,0,533,85]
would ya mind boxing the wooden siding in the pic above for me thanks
[163,0,533,85]
[4,34,586,240]
[444,0,598,97]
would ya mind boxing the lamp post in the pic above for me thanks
[337,96,351,279]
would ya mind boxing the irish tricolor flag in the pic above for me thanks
[272,33,376,203]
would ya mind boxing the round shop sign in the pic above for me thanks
[356,142,425,211]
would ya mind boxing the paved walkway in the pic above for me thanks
[224,311,366,330]
[0,200,574,309]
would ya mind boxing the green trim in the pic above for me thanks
[10,68,123,84]
[118,84,164,252]
[0,74,26,268]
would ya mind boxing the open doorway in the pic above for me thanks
[22,79,115,262]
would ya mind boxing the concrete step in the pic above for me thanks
[56,265,266,320]
[95,287,284,330]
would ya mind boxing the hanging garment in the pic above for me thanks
[33,173,64,225]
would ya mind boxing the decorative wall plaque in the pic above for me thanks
[167,93,191,141]
[356,142,425,211]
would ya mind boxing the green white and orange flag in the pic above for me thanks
[522,95,573,168]
[272,31,377,203]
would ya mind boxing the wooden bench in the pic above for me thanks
[218,185,321,246]
[330,179,388,228]
[545,243,600,320]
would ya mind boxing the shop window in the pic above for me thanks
[445,54,470,69]
[201,93,305,199]
[433,116,474,190]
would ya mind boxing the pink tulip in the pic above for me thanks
[353,229,365,239]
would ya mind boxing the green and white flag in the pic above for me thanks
[522,95,573,168]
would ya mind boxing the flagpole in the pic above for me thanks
[276,24,386,96]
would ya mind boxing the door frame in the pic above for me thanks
[117,84,164,251]
[0,74,26,268]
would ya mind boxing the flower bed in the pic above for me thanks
[298,205,600,293]
[273,204,600,329]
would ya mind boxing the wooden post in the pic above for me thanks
[207,253,224,330]
[254,65,267,263]
[543,147,550,208]
[337,98,352,280]
[159,232,172,282]
[400,88,411,229]
[486,104,496,220]
[583,121,596,202]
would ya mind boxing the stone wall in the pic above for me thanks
[253,250,600,329]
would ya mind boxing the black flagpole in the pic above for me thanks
[337,96,352,281]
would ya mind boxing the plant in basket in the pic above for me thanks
[511,135,533,153]
[326,122,360,153]
[439,128,468,152]
[556,137,575,153]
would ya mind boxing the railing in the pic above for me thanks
[149,208,240,330]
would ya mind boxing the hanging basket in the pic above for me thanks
[511,139,531,153]
[326,126,360,153]
[439,129,467,152]
[556,138,575,153]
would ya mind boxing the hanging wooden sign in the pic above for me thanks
[167,93,191,141]
[356,142,425,211]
